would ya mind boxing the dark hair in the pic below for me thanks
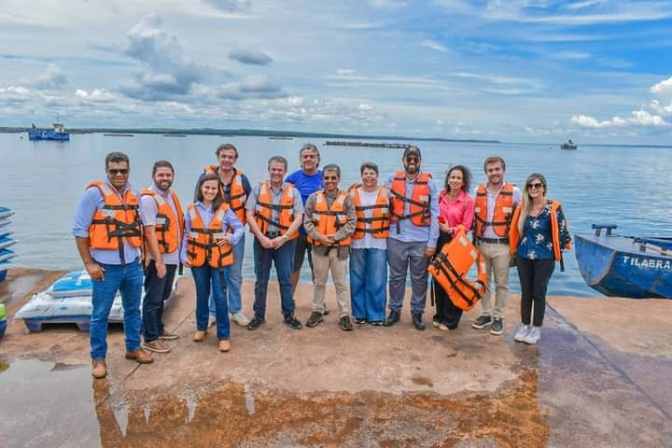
[268,155,288,170]
[444,165,472,193]
[105,151,129,169]
[360,162,379,176]
[322,163,341,178]
[483,155,506,172]
[152,160,174,176]
[215,143,239,158]
[195,173,224,210]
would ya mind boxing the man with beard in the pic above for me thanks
[140,160,184,353]
[384,146,439,330]
[471,156,522,336]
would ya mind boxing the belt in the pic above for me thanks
[478,238,509,244]
[266,232,281,238]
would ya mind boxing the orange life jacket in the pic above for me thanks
[473,183,515,238]
[389,171,432,229]
[141,189,185,254]
[253,181,298,240]
[428,226,487,311]
[186,204,234,268]
[509,199,571,261]
[203,165,248,224]
[351,186,389,239]
[307,190,352,247]
[87,181,143,253]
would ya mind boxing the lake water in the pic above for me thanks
[1,133,671,298]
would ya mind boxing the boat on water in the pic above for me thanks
[28,122,70,141]
[575,224,672,299]
[561,139,577,150]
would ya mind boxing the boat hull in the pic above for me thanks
[575,233,672,299]
[28,130,70,141]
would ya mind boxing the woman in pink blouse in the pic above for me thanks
[432,165,475,330]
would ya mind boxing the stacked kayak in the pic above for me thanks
[0,206,17,282]
[14,270,181,331]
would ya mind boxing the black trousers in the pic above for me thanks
[142,260,178,342]
[432,231,464,329]
[515,257,555,327]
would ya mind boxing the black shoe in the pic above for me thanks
[247,315,265,330]
[306,311,323,328]
[383,310,400,327]
[472,315,493,329]
[284,314,303,330]
[353,317,367,325]
[490,318,504,335]
[339,316,354,331]
[412,313,426,331]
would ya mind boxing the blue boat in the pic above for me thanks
[575,224,672,299]
[28,122,70,141]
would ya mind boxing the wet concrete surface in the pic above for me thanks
[0,269,671,447]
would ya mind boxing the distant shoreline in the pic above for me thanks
[0,127,501,145]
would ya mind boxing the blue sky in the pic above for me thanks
[1,0,671,144]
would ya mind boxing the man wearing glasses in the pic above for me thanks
[385,146,439,330]
[471,155,522,336]
[73,152,154,379]
[303,164,357,331]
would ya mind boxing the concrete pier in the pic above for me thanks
[0,268,670,447]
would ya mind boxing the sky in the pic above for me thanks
[1,0,672,144]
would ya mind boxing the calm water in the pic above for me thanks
[1,133,671,297]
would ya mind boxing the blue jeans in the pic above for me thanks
[350,248,387,322]
[90,258,143,360]
[142,260,177,342]
[209,235,245,316]
[387,238,430,314]
[192,265,230,339]
[253,238,296,318]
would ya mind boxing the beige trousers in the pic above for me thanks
[312,250,350,317]
[476,241,511,319]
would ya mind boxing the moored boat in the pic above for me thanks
[561,139,577,150]
[575,224,672,299]
[28,122,70,141]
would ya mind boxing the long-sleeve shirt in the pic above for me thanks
[303,190,356,259]
[179,201,244,263]
[438,189,475,235]
[386,171,440,248]
[72,181,141,265]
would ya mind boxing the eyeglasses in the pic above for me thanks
[323,176,339,180]
[527,182,543,189]
[405,156,420,163]
[108,169,129,176]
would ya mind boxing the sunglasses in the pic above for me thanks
[405,156,420,163]
[527,182,544,189]
[108,169,129,176]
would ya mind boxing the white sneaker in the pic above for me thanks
[523,326,541,345]
[513,324,530,342]
[230,311,251,326]
[438,323,449,331]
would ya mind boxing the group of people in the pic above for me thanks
[73,144,570,380]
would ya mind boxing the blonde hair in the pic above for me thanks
[518,173,547,234]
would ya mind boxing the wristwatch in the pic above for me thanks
[282,234,289,241]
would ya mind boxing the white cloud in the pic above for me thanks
[651,77,672,94]
[421,40,448,53]
[31,64,67,90]
[570,111,667,128]
[201,0,252,13]
[650,100,672,115]
[75,89,116,103]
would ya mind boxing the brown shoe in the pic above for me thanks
[125,349,154,364]
[143,340,171,354]
[92,359,107,379]
[193,331,207,342]
[158,331,179,341]
[218,339,231,352]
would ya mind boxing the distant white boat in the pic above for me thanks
[561,139,577,150]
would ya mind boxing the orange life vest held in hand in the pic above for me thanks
[141,189,185,254]
[428,226,487,311]
[203,165,248,224]
[389,171,432,231]
[308,190,352,247]
[87,181,143,251]
[253,181,298,240]
[186,204,234,268]
[351,187,389,239]
[473,183,515,238]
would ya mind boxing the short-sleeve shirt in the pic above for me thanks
[245,182,304,234]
